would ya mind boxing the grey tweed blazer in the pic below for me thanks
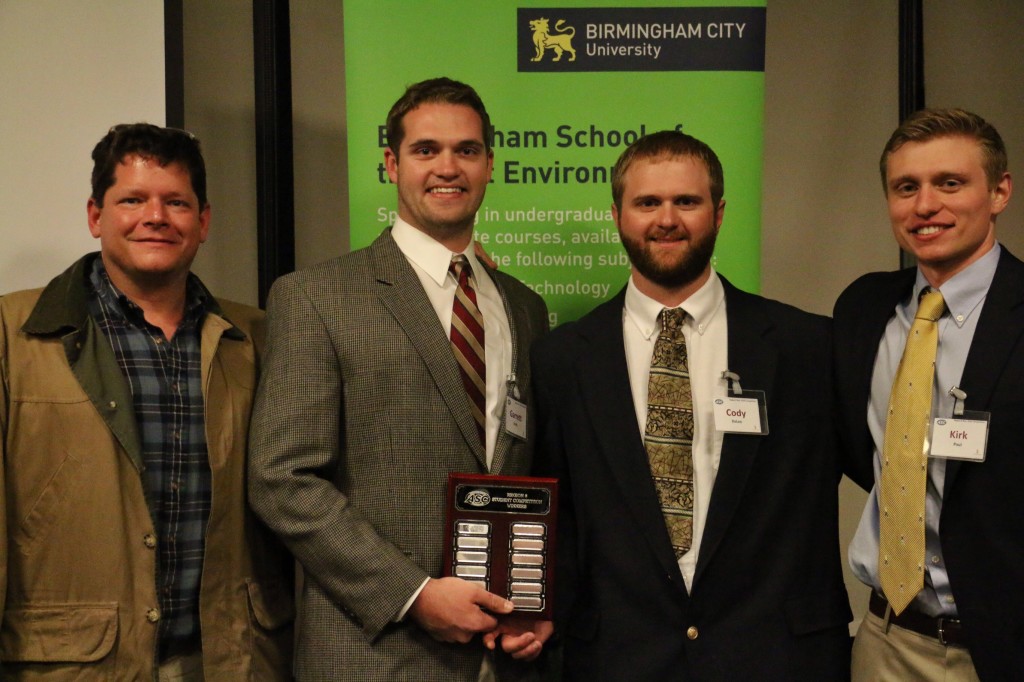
[248,228,549,681]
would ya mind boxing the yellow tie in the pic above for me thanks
[879,289,946,615]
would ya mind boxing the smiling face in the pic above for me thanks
[613,155,724,306]
[886,135,1011,286]
[87,154,209,295]
[384,102,493,251]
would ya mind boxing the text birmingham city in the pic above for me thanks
[584,21,749,59]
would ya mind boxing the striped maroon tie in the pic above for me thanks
[449,255,486,446]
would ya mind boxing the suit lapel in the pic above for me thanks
[693,281,774,583]
[370,231,486,468]
[945,250,1024,492]
[577,292,689,588]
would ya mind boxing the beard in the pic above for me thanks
[620,226,719,290]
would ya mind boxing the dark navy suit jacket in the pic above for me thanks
[834,247,1024,681]
[533,277,851,681]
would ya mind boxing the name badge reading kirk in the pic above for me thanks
[442,474,558,619]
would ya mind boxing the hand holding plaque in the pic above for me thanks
[442,474,558,619]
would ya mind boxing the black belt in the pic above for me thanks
[869,592,967,648]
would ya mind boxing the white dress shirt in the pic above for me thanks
[392,218,513,468]
[623,270,728,591]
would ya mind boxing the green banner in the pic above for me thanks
[345,1,766,326]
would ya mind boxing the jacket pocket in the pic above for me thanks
[246,579,295,631]
[783,588,852,636]
[15,450,81,556]
[0,602,118,662]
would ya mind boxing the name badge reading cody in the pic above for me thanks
[712,371,769,435]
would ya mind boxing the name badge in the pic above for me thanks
[714,371,769,435]
[713,394,768,434]
[505,395,528,440]
[930,414,989,462]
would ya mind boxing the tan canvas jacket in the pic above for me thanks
[0,254,294,680]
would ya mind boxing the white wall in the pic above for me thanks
[0,0,165,293]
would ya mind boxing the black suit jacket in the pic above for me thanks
[532,277,851,681]
[834,247,1024,681]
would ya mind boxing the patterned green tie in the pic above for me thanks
[879,289,946,615]
[645,308,695,558]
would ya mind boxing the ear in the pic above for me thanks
[611,202,620,227]
[715,199,726,231]
[992,172,1012,216]
[199,204,211,243]
[384,147,399,184]
[87,198,103,239]
[486,149,494,183]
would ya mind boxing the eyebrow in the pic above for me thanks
[631,193,702,203]
[405,138,485,149]
[890,170,969,186]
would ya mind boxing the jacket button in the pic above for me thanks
[146,608,160,623]
[686,626,699,640]
[143,533,157,549]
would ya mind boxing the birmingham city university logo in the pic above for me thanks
[463,489,491,507]
[517,7,767,73]
[529,17,576,62]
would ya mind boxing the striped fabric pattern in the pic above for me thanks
[449,255,486,445]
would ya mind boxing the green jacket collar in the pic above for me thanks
[22,252,246,341]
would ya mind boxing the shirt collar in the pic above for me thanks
[89,257,209,328]
[911,242,1000,328]
[392,217,480,286]
[624,268,725,340]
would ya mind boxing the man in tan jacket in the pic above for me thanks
[0,123,293,679]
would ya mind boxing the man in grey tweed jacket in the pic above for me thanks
[249,78,550,680]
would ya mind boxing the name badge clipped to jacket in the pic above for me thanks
[930,386,989,462]
[713,371,768,435]
[504,374,528,440]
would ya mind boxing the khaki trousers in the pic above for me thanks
[852,609,979,682]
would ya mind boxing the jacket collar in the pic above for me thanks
[22,252,245,341]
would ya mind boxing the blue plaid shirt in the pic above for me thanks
[88,259,210,654]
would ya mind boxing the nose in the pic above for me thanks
[654,202,677,228]
[144,199,168,226]
[433,149,459,178]
[913,184,941,216]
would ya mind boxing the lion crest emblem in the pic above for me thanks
[529,17,576,62]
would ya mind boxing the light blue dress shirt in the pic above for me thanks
[849,243,1000,617]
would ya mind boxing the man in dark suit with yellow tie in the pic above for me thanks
[835,108,1022,680]
[248,78,550,680]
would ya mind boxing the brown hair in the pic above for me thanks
[880,108,1007,190]
[91,123,207,207]
[611,130,724,211]
[385,77,491,157]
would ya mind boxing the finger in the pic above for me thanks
[483,613,500,631]
[476,589,514,614]
[501,631,536,653]
[511,640,543,661]
[482,630,499,650]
